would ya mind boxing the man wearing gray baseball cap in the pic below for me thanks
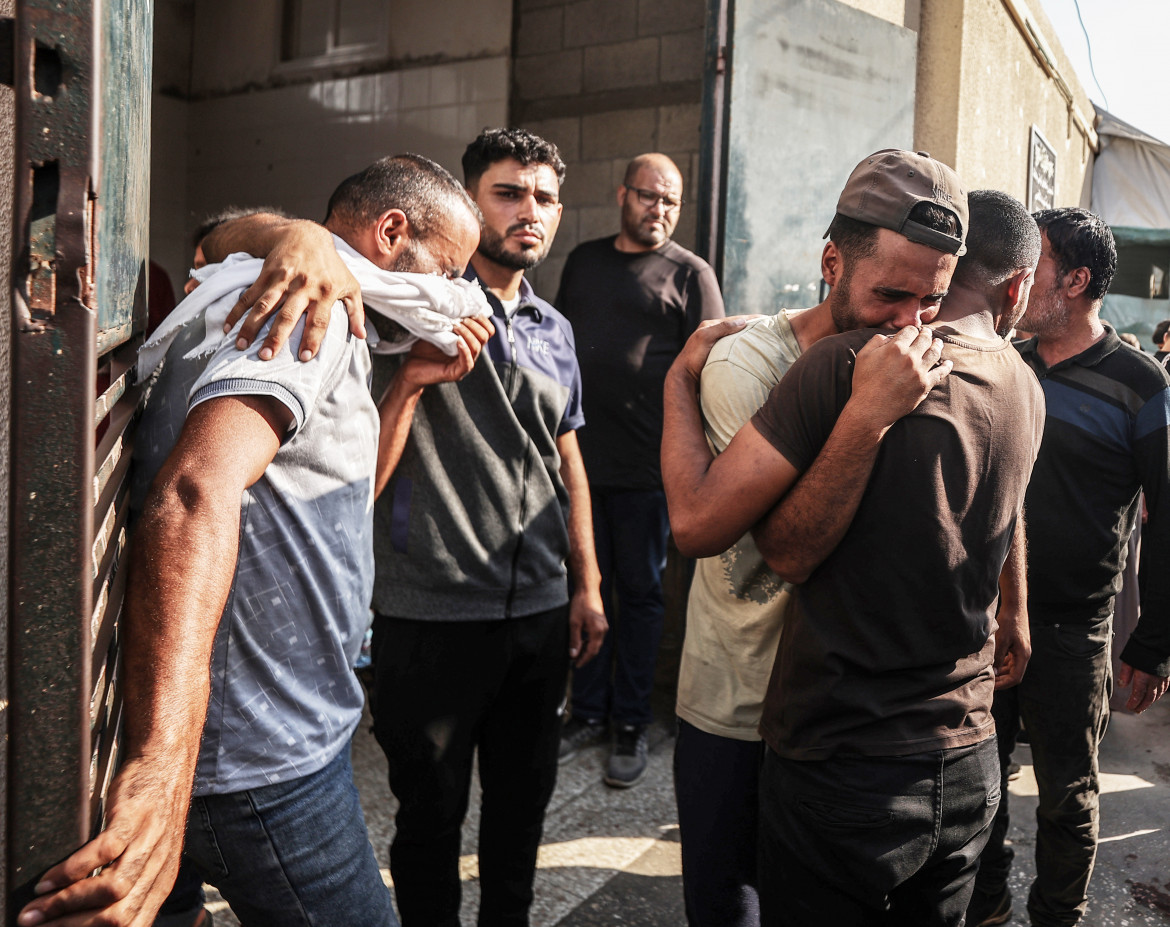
[662,150,1043,925]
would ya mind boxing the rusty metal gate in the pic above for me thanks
[7,0,152,918]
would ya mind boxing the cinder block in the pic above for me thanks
[671,206,699,253]
[577,204,620,242]
[657,103,702,152]
[522,117,582,162]
[514,49,584,100]
[560,159,617,209]
[663,149,693,191]
[611,157,632,189]
[638,0,707,36]
[659,28,705,84]
[519,0,567,10]
[583,37,660,93]
[516,6,565,57]
[564,0,638,49]
[552,207,580,254]
[581,108,659,160]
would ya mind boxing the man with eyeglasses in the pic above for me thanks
[555,152,725,788]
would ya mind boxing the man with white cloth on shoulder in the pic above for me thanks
[17,154,491,927]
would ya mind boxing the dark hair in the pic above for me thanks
[827,201,960,263]
[1154,319,1170,347]
[192,206,289,250]
[461,127,566,188]
[1033,207,1117,302]
[324,154,480,238]
[952,190,1041,288]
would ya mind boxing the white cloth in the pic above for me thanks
[137,235,491,383]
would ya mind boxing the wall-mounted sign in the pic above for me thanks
[1028,126,1057,213]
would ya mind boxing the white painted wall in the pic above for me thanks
[150,0,512,289]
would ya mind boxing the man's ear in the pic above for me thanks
[821,241,844,288]
[374,208,410,263]
[616,185,628,208]
[1065,265,1092,300]
[1005,267,1032,308]
[998,267,1034,334]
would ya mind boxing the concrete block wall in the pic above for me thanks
[511,0,709,299]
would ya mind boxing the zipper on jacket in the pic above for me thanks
[504,443,533,619]
[505,313,519,396]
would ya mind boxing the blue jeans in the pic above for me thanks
[973,614,1113,926]
[571,488,670,726]
[674,719,764,927]
[164,747,397,927]
[758,739,1000,926]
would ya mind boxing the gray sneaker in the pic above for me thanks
[559,716,607,764]
[604,723,648,788]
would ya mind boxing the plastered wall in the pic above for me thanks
[916,0,1094,207]
[150,0,511,288]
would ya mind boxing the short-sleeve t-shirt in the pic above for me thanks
[557,236,725,490]
[133,304,379,795]
[676,312,801,741]
[751,327,1044,759]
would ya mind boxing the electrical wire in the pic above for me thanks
[1073,0,1110,110]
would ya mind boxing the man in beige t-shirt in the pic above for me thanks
[675,299,891,924]
[673,314,798,926]
[677,313,800,742]
[676,295,931,925]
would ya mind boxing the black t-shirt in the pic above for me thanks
[751,327,1044,759]
[556,236,724,490]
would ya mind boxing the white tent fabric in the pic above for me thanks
[1092,107,1170,230]
[1092,107,1170,340]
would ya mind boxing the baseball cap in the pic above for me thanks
[827,149,968,256]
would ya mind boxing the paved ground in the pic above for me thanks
[201,691,1170,926]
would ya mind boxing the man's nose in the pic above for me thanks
[893,304,936,328]
[517,193,538,222]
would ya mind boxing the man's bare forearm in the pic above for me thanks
[752,402,887,583]
[661,363,720,551]
[998,515,1026,616]
[201,214,315,264]
[123,471,242,768]
[375,374,424,498]
[993,515,1031,688]
[557,431,607,665]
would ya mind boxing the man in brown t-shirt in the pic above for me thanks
[662,179,1045,924]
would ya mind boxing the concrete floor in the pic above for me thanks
[201,695,1170,926]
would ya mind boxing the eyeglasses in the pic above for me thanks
[625,185,684,211]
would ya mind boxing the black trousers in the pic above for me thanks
[371,606,569,927]
[973,615,1113,926]
[674,718,764,927]
[758,740,1000,927]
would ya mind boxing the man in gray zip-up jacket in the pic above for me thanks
[368,129,607,927]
